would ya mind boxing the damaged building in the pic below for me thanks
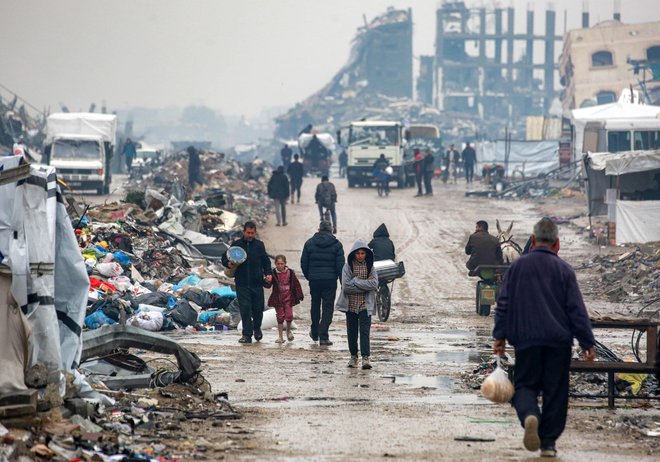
[434,2,561,138]
[558,13,660,111]
[275,7,413,139]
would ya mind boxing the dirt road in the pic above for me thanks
[168,176,658,461]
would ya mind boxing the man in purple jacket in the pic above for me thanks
[493,217,596,458]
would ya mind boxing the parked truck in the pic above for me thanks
[343,120,413,188]
[44,113,117,195]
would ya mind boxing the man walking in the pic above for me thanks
[446,144,460,184]
[338,149,348,178]
[493,218,595,457]
[123,138,136,174]
[222,222,272,344]
[301,221,344,346]
[465,220,503,276]
[423,149,434,195]
[462,142,477,183]
[287,153,304,204]
[315,175,338,234]
[280,144,292,170]
[187,145,204,191]
[412,148,424,197]
[267,166,290,226]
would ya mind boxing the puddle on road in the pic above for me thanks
[388,374,454,389]
[387,351,484,364]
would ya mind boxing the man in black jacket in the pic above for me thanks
[300,221,345,345]
[287,154,304,204]
[267,166,290,226]
[368,223,395,261]
[465,220,503,276]
[222,222,272,344]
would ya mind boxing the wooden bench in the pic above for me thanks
[570,319,658,409]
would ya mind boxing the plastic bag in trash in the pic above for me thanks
[134,291,169,307]
[85,309,116,329]
[179,274,201,287]
[480,356,514,403]
[167,300,198,328]
[96,262,123,278]
[127,311,164,331]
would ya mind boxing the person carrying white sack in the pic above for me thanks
[492,217,596,458]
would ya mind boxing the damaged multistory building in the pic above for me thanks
[558,11,660,111]
[434,2,561,138]
[275,7,414,139]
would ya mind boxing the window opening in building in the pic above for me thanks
[592,51,613,67]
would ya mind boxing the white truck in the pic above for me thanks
[45,113,117,195]
[344,120,412,188]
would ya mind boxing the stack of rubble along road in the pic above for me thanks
[577,245,659,306]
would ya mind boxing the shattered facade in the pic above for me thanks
[559,19,660,111]
[434,2,561,136]
[275,8,413,139]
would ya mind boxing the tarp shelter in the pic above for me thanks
[0,156,89,394]
[571,101,660,161]
[583,149,660,244]
[479,140,559,177]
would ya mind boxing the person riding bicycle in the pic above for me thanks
[372,154,390,195]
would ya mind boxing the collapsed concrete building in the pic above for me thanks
[274,7,415,139]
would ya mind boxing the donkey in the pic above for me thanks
[496,219,523,264]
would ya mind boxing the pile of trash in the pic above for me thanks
[578,246,660,304]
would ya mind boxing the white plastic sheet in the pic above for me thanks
[615,200,660,245]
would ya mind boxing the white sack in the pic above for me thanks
[615,200,660,245]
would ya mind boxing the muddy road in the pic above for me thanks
[168,176,657,461]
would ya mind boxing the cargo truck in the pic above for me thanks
[44,113,117,195]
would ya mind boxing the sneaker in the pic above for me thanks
[361,356,372,370]
[319,339,333,346]
[523,415,541,452]
[283,222,288,226]
[276,223,281,226]
[309,330,318,342]
[254,328,263,341]
[275,337,285,344]
[347,356,358,368]
[332,227,337,234]
[540,446,557,458]
[238,336,252,344]
[287,331,294,341]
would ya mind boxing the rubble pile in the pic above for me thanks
[0,96,44,154]
[0,379,244,461]
[579,246,660,304]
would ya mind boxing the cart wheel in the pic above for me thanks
[377,284,391,322]
[475,281,491,316]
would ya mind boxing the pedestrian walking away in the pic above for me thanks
[446,144,460,184]
[338,149,348,178]
[315,175,338,233]
[368,223,395,262]
[493,217,596,458]
[465,220,503,276]
[287,153,304,204]
[280,143,293,170]
[267,166,290,226]
[264,254,304,343]
[222,222,273,344]
[123,138,136,174]
[335,240,379,370]
[300,221,344,345]
[423,149,434,195]
[462,143,477,183]
[413,148,424,196]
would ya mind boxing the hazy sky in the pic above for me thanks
[2,0,659,118]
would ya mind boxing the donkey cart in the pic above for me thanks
[374,260,406,322]
[474,264,509,316]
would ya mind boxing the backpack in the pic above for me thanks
[320,185,333,208]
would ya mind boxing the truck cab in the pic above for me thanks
[345,121,412,188]
[45,113,117,195]
[583,120,660,153]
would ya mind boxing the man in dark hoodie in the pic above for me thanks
[267,166,290,226]
[368,223,395,262]
[222,222,273,344]
[493,218,595,457]
[300,221,345,345]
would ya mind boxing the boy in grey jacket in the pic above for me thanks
[336,240,378,369]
